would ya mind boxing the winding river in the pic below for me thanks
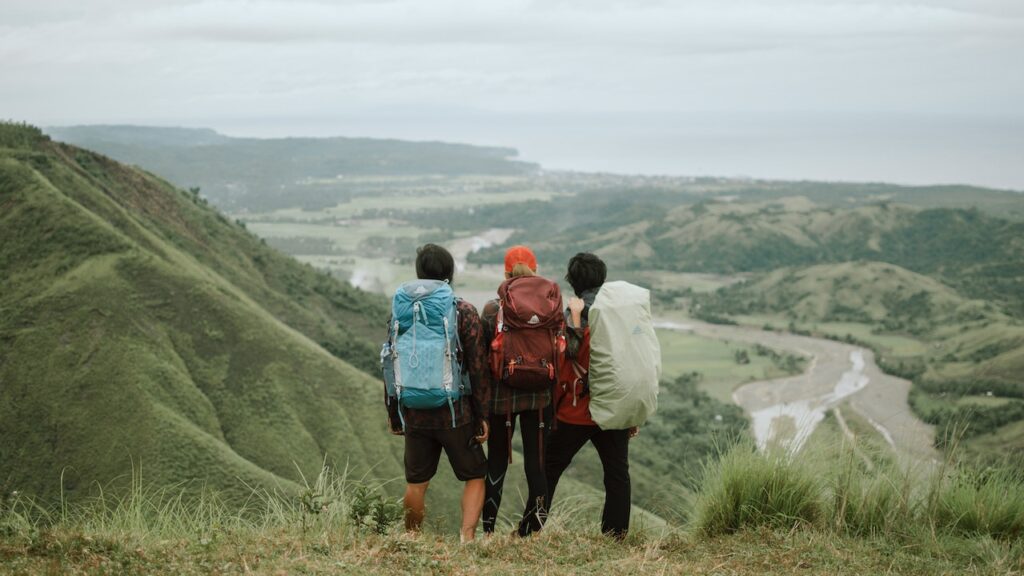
[656,319,937,463]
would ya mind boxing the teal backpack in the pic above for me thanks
[381,280,469,429]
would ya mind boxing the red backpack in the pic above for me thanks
[490,275,566,391]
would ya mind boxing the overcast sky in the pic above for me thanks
[3,0,1023,187]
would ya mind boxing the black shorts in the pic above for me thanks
[404,423,487,484]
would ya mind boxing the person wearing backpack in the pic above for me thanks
[382,244,491,543]
[544,252,660,539]
[480,245,564,537]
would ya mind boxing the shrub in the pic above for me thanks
[347,483,402,535]
[931,466,1024,540]
[832,450,915,537]
[694,444,823,535]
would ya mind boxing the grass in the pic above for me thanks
[693,437,1024,546]
[694,445,823,535]
[3,449,1022,575]
[7,523,1020,575]
[933,466,1024,540]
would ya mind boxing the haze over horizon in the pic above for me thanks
[4,0,1023,189]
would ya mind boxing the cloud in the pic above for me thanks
[7,1,1022,50]
[0,0,1021,124]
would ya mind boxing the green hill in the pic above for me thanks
[474,198,1024,317]
[44,125,539,212]
[1,123,749,532]
[704,261,984,330]
[0,123,408,504]
[709,179,1024,218]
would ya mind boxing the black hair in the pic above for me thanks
[415,243,455,284]
[565,252,606,296]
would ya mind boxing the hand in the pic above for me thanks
[389,418,404,435]
[628,426,639,439]
[568,297,586,315]
[475,420,490,443]
[568,297,585,328]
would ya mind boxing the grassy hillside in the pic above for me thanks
[3,441,1021,575]
[0,123,409,506]
[1,123,749,534]
[704,262,989,333]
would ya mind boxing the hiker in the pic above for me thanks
[545,252,661,539]
[480,245,564,537]
[382,243,491,543]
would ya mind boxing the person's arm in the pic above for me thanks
[565,296,587,358]
[481,300,499,349]
[459,302,491,428]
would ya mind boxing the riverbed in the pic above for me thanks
[659,319,937,463]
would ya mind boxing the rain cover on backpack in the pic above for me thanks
[381,279,467,428]
[587,281,661,430]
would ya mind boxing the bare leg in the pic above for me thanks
[404,481,429,532]
[460,478,485,542]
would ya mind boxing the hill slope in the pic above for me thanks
[0,124,403,502]
[3,124,758,530]
[706,261,986,329]
[5,124,711,531]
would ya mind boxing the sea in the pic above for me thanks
[214,110,1024,191]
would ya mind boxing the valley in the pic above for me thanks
[7,123,1023,540]
[658,317,936,463]
[3,0,1023,564]
[211,175,985,465]
[44,126,1024,467]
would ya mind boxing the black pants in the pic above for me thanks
[483,410,548,535]
[545,420,631,538]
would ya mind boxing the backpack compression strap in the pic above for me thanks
[443,314,457,428]
[390,318,407,430]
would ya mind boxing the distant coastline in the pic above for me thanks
[192,111,1024,191]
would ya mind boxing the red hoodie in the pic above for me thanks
[555,326,597,426]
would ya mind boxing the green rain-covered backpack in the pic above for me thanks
[587,281,661,429]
